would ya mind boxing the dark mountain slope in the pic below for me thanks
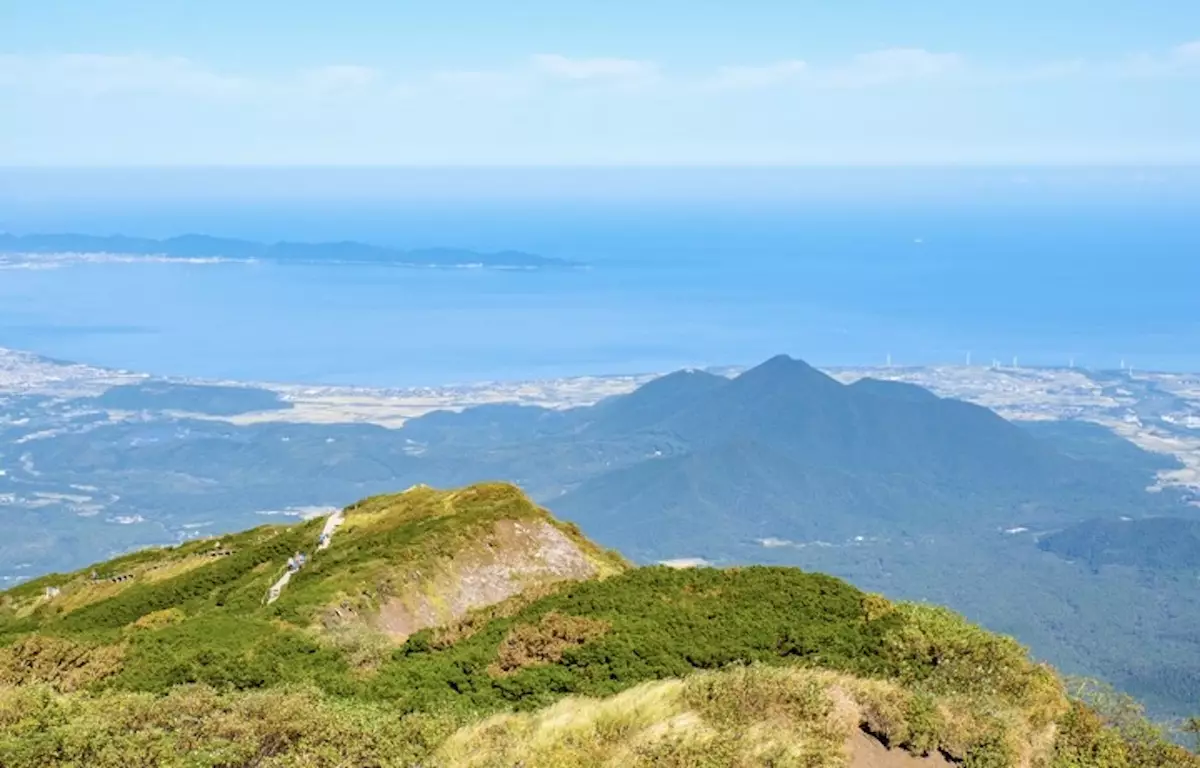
[399,403,576,449]
[93,382,291,416]
[551,440,964,560]
[1021,418,1184,476]
[847,377,944,403]
[399,369,727,449]
[396,370,727,493]
[1039,517,1200,570]
[549,356,1183,561]
[660,356,1070,487]
[575,368,729,436]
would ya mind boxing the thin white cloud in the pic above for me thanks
[530,54,659,81]
[426,54,660,97]
[1173,40,1200,64]
[0,54,404,110]
[301,65,381,93]
[431,69,518,87]
[704,42,1199,91]
[705,49,963,91]
[1011,59,1086,82]
[710,60,807,90]
[959,58,1088,86]
[822,48,963,88]
[1115,39,1200,77]
[0,53,250,97]
[3,41,1195,111]
[425,68,537,103]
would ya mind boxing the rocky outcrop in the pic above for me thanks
[374,518,599,641]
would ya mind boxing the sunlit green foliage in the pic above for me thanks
[0,683,462,768]
[0,482,1196,767]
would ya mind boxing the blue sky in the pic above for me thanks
[2,0,1199,165]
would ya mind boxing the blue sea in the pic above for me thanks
[2,168,1198,386]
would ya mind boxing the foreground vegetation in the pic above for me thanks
[2,662,1195,768]
[1,483,1196,767]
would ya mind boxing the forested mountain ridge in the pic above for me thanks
[7,355,1200,729]
[510,355,1182,557]
[1039,517,1200,570]
[1,482,1194,767]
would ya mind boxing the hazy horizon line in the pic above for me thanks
[5,162,1200,170]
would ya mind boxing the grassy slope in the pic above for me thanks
[0,483,1195,767]
[0,483,627,691]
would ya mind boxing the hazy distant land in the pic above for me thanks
[4,346,1194,495]
[5,345,1200,718]
[0,233,579,270]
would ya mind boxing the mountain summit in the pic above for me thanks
[546,356,1158,560]
[1,483,625,647]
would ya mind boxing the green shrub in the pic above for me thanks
[0,683,462,768]
[3,482,1194,766]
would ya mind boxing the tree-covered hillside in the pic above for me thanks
[1039,517,1200,570]
[1,484,1195,767]
[6,356,1200,723]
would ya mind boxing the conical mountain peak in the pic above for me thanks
[731,354,843,395]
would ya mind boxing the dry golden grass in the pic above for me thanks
[319,620,395,673]
[440,667,913,768]
[128,607,185,631]
[430,581,571,648]
[489,612,611,676]
[139,555,220,584]
[50,579,130,614]
[437,678,720,768]
[0,682,463,768]
[0,635,125,692]
[437,664,1076,768]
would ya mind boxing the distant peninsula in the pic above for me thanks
[0,233,578,270]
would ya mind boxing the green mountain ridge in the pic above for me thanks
[1,483,1195,767]
[400,360,1200,727]
[7,354,1200,724]
[540,355,1181,559]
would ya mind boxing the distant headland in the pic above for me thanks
[0,233,579,270]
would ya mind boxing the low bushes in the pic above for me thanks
[0,683,461,768]
[490,612,611,676]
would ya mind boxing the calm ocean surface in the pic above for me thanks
[2,195,1198,386]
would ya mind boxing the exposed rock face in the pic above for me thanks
[850,732,952,768]
[375,519,597,640]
